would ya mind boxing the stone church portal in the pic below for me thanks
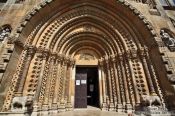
[0,0,175,115]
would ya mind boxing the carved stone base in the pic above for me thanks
[140,106,171,116]
[58,103,66,112]
[116,104,123,112]
[125,104,133,113]
[51,103,58,110]
[66,102,73,111]
[109,102,115,111]
[42,105,49,111]
[101,102,107,111]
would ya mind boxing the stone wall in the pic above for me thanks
[0,0,175,112]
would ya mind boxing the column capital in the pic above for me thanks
[139,47,146,58]
[118,53,123,61]
[42,49,50,59]
[104,56,109,64]
[125,50,132,59]
[27,45,36,56]
[98,58,104,67]
[57,54,64,62]
[130,49,137,59]
[110,54,116,63]
[69,59,75,67]
[50,52,57,60]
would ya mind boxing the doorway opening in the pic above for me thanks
[74,67,99,108]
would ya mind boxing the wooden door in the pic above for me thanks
[74,73,87,108]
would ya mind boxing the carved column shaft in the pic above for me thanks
[2,50,28,111]
[38,59,50,104]
[100,60,107,104]
[49,55,58,105]
[43,56,55,105]
[110,60,117,104]
[145,50,164,104]
[67,62,74,104]
[34,52,48,102]
[113,60,122,105]
[53,59,61,104]
[128,59,140,104]
[141,53,156,95]
[117,58,125,105]
[119,55,130,105]
[17,46,35,95]
[106,60,113,103]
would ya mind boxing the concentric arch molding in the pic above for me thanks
[14,0,161,47]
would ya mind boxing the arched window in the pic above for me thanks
[0,24,12,42]
[160,28,175,51]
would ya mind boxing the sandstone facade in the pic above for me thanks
[0,0,175,115]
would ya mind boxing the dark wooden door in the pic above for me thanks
[74,73,87,108]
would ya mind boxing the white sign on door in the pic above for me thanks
[81,80,86,84]
[76,80,80,85]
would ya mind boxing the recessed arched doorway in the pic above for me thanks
[1,0,171,113]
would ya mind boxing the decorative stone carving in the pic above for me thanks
[11,96,33,112]
[0,26,11,42]
[160,29,175,51]
[79,53,95,60]
[168,74,175,83]
[141,95,161,106]
[0,0,168,114]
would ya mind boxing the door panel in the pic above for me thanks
[74,73,87,108]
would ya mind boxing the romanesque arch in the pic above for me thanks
[2,0,169,113]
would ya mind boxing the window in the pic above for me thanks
[159,0,175,9]
[0,0,7,3]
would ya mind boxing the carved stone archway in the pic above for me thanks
[2,0,168,113]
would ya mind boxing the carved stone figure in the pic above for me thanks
[160,29,175,51]
[11,96,33,112]
[141,95,161,106]
[168,74,175,83]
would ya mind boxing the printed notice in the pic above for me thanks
[81,80,86,84]
[76,80,80,85]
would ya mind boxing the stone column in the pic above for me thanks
[144,47,165,106]
[128,51,140,106]
[110,56,117,111]
[58,57,67,112]
[2,50,28,111]
[116,55,125,111]
[140,48,156,95]
[53,56,62,105]
[119,53,130,111]
[112,55,122,111]
[66,59,75,110]
[49,53,58,109]
[105,56,114,110]
[98,61,103,109]
[99,58,107,110]
[43,54,55,110]
[124,51,133,112]
[33,49,49,110]
[16,45,36,96]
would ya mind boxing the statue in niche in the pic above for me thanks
[0,26,11,42]
[160,29,175,51]
[79,53,95,60]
